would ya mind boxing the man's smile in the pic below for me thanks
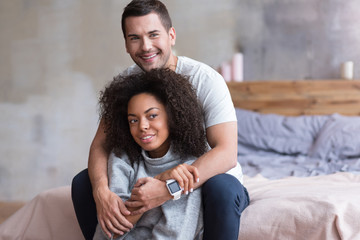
[141,53,158,60]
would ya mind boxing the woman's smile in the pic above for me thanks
[140,134,155,143]
[128,93,170,158]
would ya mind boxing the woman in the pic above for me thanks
[93,69,209,239]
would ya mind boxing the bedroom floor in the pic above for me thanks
[0,202,25,224]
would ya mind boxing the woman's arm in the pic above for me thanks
[112,179,173,238]
[125,177,173,215]
[154,163,199,195]
[125,121,237,215]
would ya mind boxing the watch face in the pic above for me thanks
[168,181,181,193]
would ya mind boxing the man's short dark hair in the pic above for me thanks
[121,0,173,39]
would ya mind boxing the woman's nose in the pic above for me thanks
[139,118,149,130]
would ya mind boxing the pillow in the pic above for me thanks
[309,114,360,159]
[236,108,329,155]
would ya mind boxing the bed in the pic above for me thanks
[1,80,360,240]
[229,80,360,239]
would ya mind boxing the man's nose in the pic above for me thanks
[141,37,152,52]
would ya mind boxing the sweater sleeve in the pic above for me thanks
[107,152,135,201]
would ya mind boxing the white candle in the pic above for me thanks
[221,62,232,82]
[232,53,244,82]
[341,61,354,80]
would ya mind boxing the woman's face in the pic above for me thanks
[127,93,170,158]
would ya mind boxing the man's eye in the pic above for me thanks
[130,36,139,40]
[150,33,158,38]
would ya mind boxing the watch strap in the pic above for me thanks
[172,191,181,200]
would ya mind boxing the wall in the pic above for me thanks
[236,0,360,80]
[1,0,359,201]
[0,0,238,201]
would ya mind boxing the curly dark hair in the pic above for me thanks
[99,68,207,165]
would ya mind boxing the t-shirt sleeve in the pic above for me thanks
[107,152,135,202]
[196,70,237,128]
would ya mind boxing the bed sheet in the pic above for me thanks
[0,186,82,240]
[239,172,360,240]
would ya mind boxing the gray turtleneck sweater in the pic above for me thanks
[93,149,203,240]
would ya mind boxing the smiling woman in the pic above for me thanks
[93,68,208,239]
[99,68,207,165]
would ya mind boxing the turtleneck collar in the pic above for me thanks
[141,146,180,166]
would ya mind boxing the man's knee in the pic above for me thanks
[203,174,240,199]
[202,174,249,212]
[71,168,92,202]
[72,169,89,186]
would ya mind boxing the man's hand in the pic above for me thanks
[94,187,134,238]
[154,164,199,195]
[125,177,172,215]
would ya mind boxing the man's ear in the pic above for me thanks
[169,27,176,46]
[125,40,129,53]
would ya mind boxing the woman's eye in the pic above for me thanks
[149,114,158,119]
[129,119,137,124]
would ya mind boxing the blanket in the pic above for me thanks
[239,172,360,239]
[0,186,82,240]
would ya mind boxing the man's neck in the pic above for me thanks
[167,54,178,71]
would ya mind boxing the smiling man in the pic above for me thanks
[71,1,249,240]
[124,13,176,72]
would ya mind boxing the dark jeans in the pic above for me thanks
[202,174,249,240]
[71,169,249,240]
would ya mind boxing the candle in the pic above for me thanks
[221,62,232,82]
[341,61,354,80]
[232,53,244,82]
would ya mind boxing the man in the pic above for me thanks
[71,0,249,239]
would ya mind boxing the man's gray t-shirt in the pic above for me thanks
[123,56,237,128]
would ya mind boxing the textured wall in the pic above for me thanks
[1,0,359,201]
[236,0,360,80]
[0,0,238,201]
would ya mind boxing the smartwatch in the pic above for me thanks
[166,179,182,200]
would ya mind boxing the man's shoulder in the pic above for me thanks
[177,56,224,84]
[121,64,142,76]
[177,56,216,74]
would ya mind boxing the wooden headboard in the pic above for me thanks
[227,80,360,116]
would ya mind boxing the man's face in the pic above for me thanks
[124,13,176,72]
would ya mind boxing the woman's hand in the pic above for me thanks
[154,163,199,195]
[94,186,134,238]
[125,177,172,215]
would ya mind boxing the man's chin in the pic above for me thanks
[138,64,160,72]
[136,59,168,72]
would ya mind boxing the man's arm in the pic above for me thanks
[88,119,133,237]
[155,121,237,188]
[88,119,109,200]
[191,121,238,187]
